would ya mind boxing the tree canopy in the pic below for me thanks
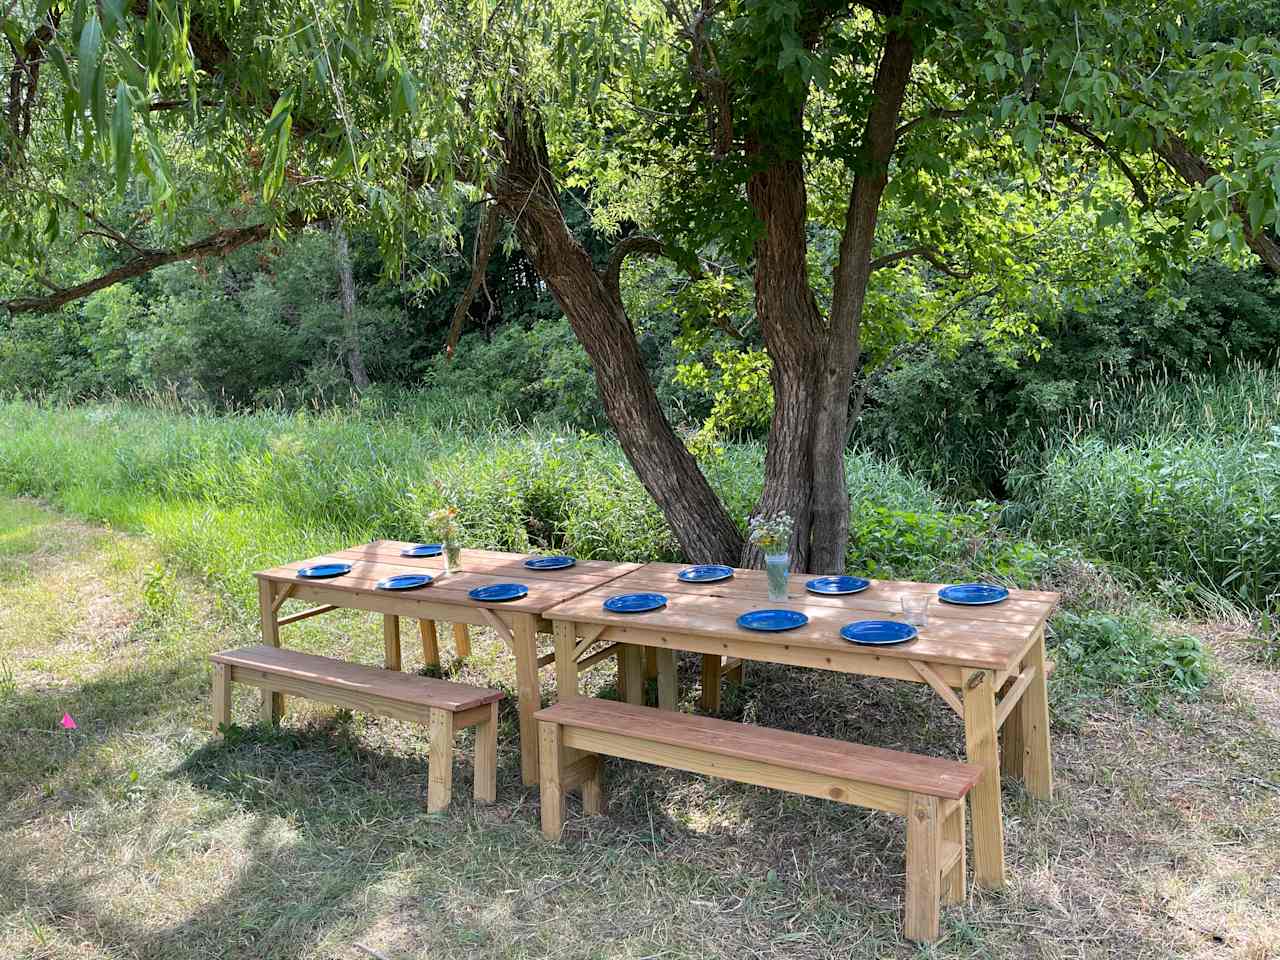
[1,0,1277,568]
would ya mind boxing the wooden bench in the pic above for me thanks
[535,699,980,942]
[211,644,503,812]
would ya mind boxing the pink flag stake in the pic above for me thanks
[60,713,77,730]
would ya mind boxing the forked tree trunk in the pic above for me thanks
[492,105,743,563]
[745,32,915,574]
[333,222,371,391]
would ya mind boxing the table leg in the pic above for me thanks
[963,669,1005,889]
[1000,655,1027,782]
[419,620,440,668]
[383,615,402,671]
[1020,631,1054,800]
[453,622,472,659]
[257,579,283,725]
[512,613,541,786]
[553,621,579,701]
[622,645,645,705]
[655,649,677,711]
[700,654,722,713]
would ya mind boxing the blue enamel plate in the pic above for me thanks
[603,592,668,613]
[400,543,443,558]
[841,620,918,646]
[376,573,433,591]
[524,555,576,570]
[296,562,352,579]
[806,575,871,596]
[468,582,529,602]
[677,564,734,583]
[737,609,808,632]
[938,583,1010,606]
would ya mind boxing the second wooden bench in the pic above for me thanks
[211,644,503,812]
[535,698,980,942]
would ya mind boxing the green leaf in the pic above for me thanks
[77,14,102,117]
[112,81,133,194]
[262,90,293,202]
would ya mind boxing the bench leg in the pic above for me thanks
[539,720,566,840]
[453,622,472,659]
[211,662,231,738]
[655,649,678,711]
[473,701,498,804]
[427,708,455,813]
[964,669,1006,889]
[419,620,440,668]
[700,654,722,713]
[384,615,402,671]
[941,799,967,906]
[904,792,942,943]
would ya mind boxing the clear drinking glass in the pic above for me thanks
[765,552,790,601]
[444,539,461,574]
[901,594,929,627]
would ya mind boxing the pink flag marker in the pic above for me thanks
[60,713,77,730]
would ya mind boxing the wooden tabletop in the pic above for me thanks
[541,561,1059,672]
[257,541,640,616]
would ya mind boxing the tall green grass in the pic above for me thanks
[0,397,948,608]
[1010,362,1280,609]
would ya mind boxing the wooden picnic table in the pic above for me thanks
[255,541,638,785]
[542,561,1059,889]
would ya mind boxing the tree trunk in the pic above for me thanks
[333,222,371,391]
[492,104,743,563]
[746,153,824,571]
[808,30,916,573]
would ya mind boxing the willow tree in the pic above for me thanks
[0,0,1277,569]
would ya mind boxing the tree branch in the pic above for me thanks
[869,245,972,278]
[445,203,500,357]
[845,284,999,444]
[1055,115,1153,209]
[894,107,968,140]
[1153,131,1280,276]
[603,234,668,297]
[2,218,307,315]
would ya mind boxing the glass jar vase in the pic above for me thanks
[765,552,790,601]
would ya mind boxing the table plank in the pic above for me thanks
[257,543,640,616]
[543,565,1058,672]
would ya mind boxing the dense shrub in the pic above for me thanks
[857,263,1280,494]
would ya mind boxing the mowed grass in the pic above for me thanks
[1,499,1278,959]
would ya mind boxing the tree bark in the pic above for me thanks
[491,103,743,563]
[333,222,371,391]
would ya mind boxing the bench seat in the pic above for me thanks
[211,644,503,812]
[535,698,980,942]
